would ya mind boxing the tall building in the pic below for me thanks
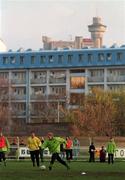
[88,17,107,48]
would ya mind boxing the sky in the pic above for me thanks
[1,0,125,50]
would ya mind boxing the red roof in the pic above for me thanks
[83,38,93,42]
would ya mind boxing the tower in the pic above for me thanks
[88,17,106,48]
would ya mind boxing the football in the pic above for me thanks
[40,165,46,170]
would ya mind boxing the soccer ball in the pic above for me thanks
[40,165,46,170]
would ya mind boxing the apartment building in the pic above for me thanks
[0,46,125,124]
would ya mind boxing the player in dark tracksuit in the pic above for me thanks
[89,142,95,162]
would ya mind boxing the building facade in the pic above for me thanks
[42,36,94,50]
[42,17,106,50]
[0,46,125,124]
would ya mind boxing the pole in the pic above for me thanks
[57,101,59,123]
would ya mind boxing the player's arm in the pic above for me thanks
[41,140,48,149]
[56,137,66,144]
[37,138,42,147]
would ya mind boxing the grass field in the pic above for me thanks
[0,160,125,180]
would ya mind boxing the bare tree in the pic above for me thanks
[0,78,10,131]
[30,94,66,123]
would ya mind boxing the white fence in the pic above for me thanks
[7,146,125,160]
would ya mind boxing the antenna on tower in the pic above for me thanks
[96,7,98,17]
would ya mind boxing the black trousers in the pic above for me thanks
[30,150,40,167]
[65,149,73,160]
[89,152,95,162]
[108,153,114,164]
[50,153,68,167]
[0,152,6,162]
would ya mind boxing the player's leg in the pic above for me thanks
[111,154,114,164]
[49,153,56,170]
[2,152,6,166]
[35,150,40,167]
[56,153,70,170]
[30,151,35,166]
[108,154,111,164]
[65,149,70,161]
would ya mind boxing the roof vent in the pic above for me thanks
[110,43,118,48]
[17,47,24,52]
[120,44,125,48]
[26,48,32,51]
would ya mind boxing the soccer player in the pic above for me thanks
[106,138,116,164]
[99,146,106,162]
[27,132,41,167]
[73,137,80,160]
[42,132,70,170]
[89,142,96,162]
[0,131,10,166]
[65,136,73,162]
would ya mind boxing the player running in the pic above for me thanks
[42,132,70,171]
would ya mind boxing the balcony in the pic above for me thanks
[30,94,46,100]
[11,79,26,84]
[88,76,104,82]
[49,78,66,84]
[12,111,26,116]
[30,79,46,84]
[107,76,125,82]
[11,94,26,100]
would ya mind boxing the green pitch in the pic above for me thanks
[0,160,125,180]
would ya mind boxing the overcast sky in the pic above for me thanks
[1,0,125,50]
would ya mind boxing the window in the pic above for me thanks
[68,55,73,64]
[20,56,24,64]
[50,86,66,95]
[0,72,8,78]
[117,52,123,61]
[78,54,84,63]
[13,87,26,95]
[90,69,104,77]
[10,56,16,64]
[33,87,46,95]
[31,56,35,64]
[58,55,63,64]
[49,55,54,63]
[3,57,9,64]
[49,71,66,83]
[88,54,93,63]
[107,53,112,60]
[98,53,105,61]
[40,56,46,64]
[70,77,85,89]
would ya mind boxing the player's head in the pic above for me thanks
[47,132,53,140]
[110,137,113,142]
[31,132,35,138]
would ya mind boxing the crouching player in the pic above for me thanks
[42,132,70,171]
